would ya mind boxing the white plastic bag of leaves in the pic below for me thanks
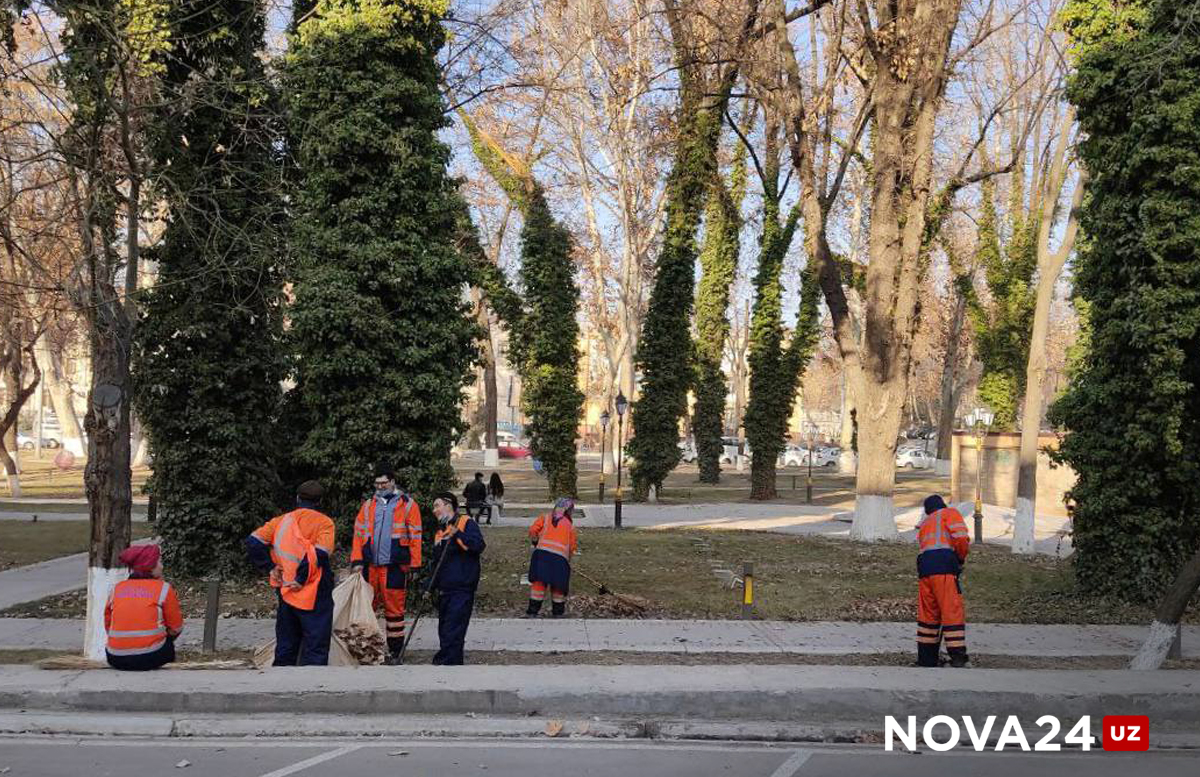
[252,573,384,668]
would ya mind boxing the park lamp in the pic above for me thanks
[615,391,628,417]
[600,409,611,429]
[805,422,818,504]
[614,391,628,528]
[968,406,994,544]
[598,409,611,504]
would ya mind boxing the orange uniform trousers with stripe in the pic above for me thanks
[917,574,966,661]
[366,565,407,648]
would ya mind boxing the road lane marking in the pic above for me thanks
[255,745,362,777]
[769,749,813,777]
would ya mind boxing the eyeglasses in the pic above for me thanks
[374,480,392,488]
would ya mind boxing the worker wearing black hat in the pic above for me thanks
[246,480,336,666]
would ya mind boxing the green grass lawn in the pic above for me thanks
[1,527,1180,625]
[0,521,155,571]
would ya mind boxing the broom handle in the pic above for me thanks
[396,533,454,664]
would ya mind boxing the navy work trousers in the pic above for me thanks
[433,589,476,666]
[274,590,333,666]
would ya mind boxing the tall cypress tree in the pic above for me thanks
[1050,0,1200,601]
[693,147,746,484]
[285,0,477,528]
[133,0,286,577]
[462,117,583,498]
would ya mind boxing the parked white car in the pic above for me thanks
[896,448,936,469]
[781,445,838,468]
[678,440,697,463]
[16,432,60,450]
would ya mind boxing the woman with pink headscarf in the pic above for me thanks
[103,545,183,670]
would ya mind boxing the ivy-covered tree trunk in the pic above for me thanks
[462,117,583,498]
[1050,0,1200,601]
[628,0,759,500]
[743,146,819,500]
[133,0,287,578]
[693,149,746,484]
[285,0,477,529]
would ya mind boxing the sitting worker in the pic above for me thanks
[916,494,971,668]
[524,497,579,618]
[430,493,486,665]
[246,480,336,666]
[463,471,490,523]
[105,544,183,671]
[351,463,423,664]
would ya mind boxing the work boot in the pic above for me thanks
[551,601,566,618]
[386,651,403,666]
[948,652,970,668]
[524,599,542,618]
[916,642,940,668]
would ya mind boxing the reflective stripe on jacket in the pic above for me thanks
[917,507,970,577]
[352,495,423,568]
[105,578,182,656]
[249,508,334,611]
[529,513,577,560]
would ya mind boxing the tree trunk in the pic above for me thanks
[1130,546,1200,670]
[34,338,86,456]
[82,309,134,660]
[849,378,904,540]
[1014,119,1083,554]
[936,286,968,463]
[474,292,499,466]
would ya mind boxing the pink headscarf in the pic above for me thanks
[119,545,161,577]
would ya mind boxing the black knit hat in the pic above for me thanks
[374,462,395,480]
[923,494,947,515]
[298,480,325,503]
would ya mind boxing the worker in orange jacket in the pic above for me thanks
[105,544,183,671]
[916,494,970,667]
[246,480,336,666]
[351,463,423,663]
[525,497,579,618]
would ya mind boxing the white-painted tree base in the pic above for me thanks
[1012,497,1036,555]
[64,437,85,457]
[483,448,499,468]
[648,485,658,503]
[851,495,900,541]
[1130,620,1179,670]
[838,453,856,475]
[934,459,951,476]
[5,474,20,498]
[736,456,746,473]
[83,566,126,661]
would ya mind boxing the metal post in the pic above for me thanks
[614,414,624,529]
[598,427,607,504]
[741,562,754,619]
[202,578,220,654]
[806,444,814,504]
[973,429,984,544]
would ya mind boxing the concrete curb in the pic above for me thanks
[1,666,1198,732]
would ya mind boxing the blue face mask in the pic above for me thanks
[376,487,394,500]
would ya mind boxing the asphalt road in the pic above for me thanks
[0,737,1197,777]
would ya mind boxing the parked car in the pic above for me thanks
[498,442,532,459]
[782,445,837,468]
[16,432,60,450]
[718,436,743,465]
[896,448,936,469]
[678,439,697,463]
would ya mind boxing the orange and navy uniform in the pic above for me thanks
[247,506,336,666]
[916,504,970,666]
[105,578,183,659]
[352,493,423,653]
[248,508,335,609]
[528,513,578,606]
[431,515,486,665]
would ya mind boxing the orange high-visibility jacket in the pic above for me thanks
[251,508,334,611]
[917,507,970,577]
[352,495,423,568]
[529,514,578,560]
[105,578,183,657]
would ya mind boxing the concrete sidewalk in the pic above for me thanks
[1,664,1197,734]
[2,617,1195,658]
[0,555,89,612]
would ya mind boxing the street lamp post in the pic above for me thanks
[598,410,611,504]
[967,407,994,545]
[805,423,816,504]
[614,391,628,529]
